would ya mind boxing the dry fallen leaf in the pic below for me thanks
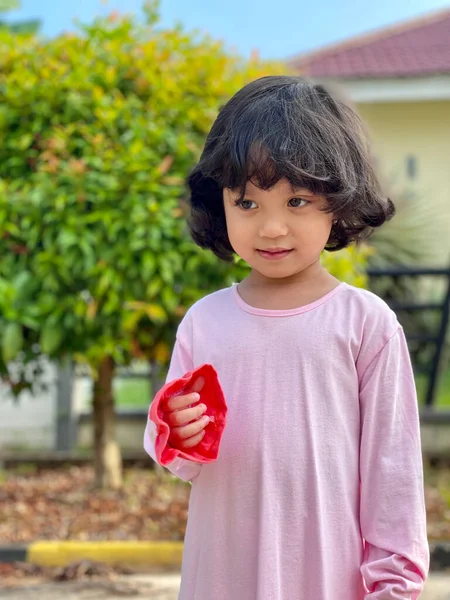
[0,464,449,549]
[0,467,190,544]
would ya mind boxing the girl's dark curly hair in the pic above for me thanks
[187,75,394,261]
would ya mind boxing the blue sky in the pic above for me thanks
[5,0,450,59]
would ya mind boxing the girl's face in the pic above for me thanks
[223,178,333,281]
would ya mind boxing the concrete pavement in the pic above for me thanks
[0,572,449,599]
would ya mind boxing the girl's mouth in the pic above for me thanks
[257,248,293,260]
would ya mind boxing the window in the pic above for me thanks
[406,155,417,179]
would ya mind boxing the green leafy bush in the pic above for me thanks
[0,2,369,486]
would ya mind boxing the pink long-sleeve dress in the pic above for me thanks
[144,282,429,600]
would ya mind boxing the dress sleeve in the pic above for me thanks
[358,327,430,599]
[143,334,203,482]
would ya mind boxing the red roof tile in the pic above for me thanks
[289,9,450,78]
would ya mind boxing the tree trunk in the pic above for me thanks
[150,360,162,397]
[92,356,123,489]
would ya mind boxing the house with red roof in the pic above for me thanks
[289,8,450,262]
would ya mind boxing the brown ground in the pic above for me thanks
[0,464,449,543]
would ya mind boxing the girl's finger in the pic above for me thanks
[166,392,200,412]
[189,376,205,394]
[170,414,210,441]
[165,376,206,411]
[179,429,206,449]
[166,403,207,427]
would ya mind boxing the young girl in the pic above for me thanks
[144,76,429,599]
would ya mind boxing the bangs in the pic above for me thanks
[218,142,329,200]
[201,87,339,200]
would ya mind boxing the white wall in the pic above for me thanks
[0,362,58,451]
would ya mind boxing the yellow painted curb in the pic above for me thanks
[27,541,184,567]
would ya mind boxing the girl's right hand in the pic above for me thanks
[164,377,210,450]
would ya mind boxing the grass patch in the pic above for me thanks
[416,368,450,409]
[114,378,151,408]
[113,369,450,410]
[14,463,38,476]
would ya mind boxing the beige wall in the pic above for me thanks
[357,101,450,262]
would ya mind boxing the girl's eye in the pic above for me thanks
[288,198,308,208]
[236,199,257,210]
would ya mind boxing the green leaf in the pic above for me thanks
[97,270,115,296]
[17,133,33,150]
[146,277,163,299]
[161,287,177,312]
[2,322,23,362]
[12,271,35,300]
[142,252,156,278]
[58,230,78,250]
[40,322,64,355]
[145,303,166,322]
[21,315,41,330]
[122,309,143,332]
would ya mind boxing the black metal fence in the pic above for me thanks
[367,266,450,408]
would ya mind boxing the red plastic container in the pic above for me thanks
[149,363,227,466]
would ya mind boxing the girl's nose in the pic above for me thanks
[259,218,289,239]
